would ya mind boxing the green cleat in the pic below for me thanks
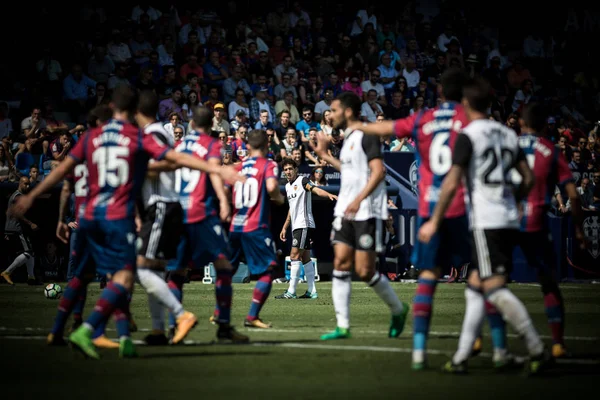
[69,326,100,359]
[298,291,318,299]
[441,360,468,374]
[525,349,553,376]
[389,302,410,338]
[119,337,138,358]
[411,361,427,371]
[320,327,351,341]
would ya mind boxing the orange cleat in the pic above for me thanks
[171,311,198,344]
[92,335,119,349]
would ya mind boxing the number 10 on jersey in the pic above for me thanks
[234,178,258,209]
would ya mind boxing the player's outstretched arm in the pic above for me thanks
[267,177,285,205]
[347,120,396,137]
[312,132,341,171]
[312,186,337,201]
[11,157,77,218]
[165,150,243,184]
[56,179,73,244]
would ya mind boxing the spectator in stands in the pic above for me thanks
[0,145,12,182]
[173,127,184,146]
[255,110,275,131]
[231,124,249,162]
[275,92,300,125]
[182,73,201,97]
[578,178,595,210]
[385,91,410,119]
[0,102,12,144]
[569,150,586,186]
[87,46,115,83]
[361,89,384,122]
[310,166,328,186]
[327,129,344,159]
[158,88,183,121]
[130,29,154,66]
[228,89,250,122]
[107,29,132,65]
[63,64,96,123]
[250,88,276,123]
[107,63,131,90]
[275,74,299,103]
[210,103,230,134]
[164,112,186,139]
[29,165,41,185]
[203,86,222,111]
[361,69,387,106]
[157,65,179,100]
[181,90,201,123]
[43,130,71,171]
[203,50,229,88]
[281,127,300,156]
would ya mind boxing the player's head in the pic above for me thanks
[462,77,492,117]
[110,85,138,117]
[247,129,268,155]
[520,102,546,133]
[281,157,298,181]
[440,67,468,102]
[88,104,112,128]
[136,90,158,125]
[191,106,213,133]
[331,92,361,129]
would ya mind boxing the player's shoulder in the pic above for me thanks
[143,122,168,135]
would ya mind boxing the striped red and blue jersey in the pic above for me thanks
[230,157,279,233]
[68,119,169,221]
[518,134,573,232]
[174,131,222,224]
[393,101,468,219]
[65,163,89,224]
[232,139,248,161]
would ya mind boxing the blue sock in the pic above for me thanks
[248,272,272,320]
[168,274,184,328]
[72,284,88,322]
[92,320,107,339]
[412,278,437,353]
[51,277,85,335]
[485,299,506,352]
[85,283,128,330]
[113,307,130,338]
[215,270,233,324]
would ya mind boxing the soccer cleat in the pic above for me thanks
[167,326,176,343]
[552,343,568,358]
[441,360,468,374]
[93,335,119,349]
[470,336,483,357]
[526,349,553,376]
[411,361,428,371]
[47,333,67,346]
[119,337,138,358]
[298,291,318,299]
[244,318,272,329]
[389,302,410,338]
[217,324,250,343]
[1,271,14,285]
[320,327,351,340]
[274,291,297,299]
[171,311,198,344]
[69,327,100,359]
[493,354,522,371]
[144,330,169,346]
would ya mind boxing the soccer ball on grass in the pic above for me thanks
[44,283,62,299]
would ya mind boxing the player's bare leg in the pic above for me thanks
[321,243,354,340]
[411,267,441,369]
[213,258,249,342]
[354,249,408,339]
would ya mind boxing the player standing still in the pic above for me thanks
[312,92,409,341]
[275,158,337,299]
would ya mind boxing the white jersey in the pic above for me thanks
[285,175,315,230]
[454,119,523,230]
[334,128,388,221]
[141,122,179,207]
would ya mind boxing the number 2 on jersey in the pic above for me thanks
[74,165,88,197]
[234,178,259,209]
[175,168,200,194]
[92,147,129,188]
[429,133,452,175]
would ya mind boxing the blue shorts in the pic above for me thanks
[166,216,230,271]
[411,215,471,270]
[75,218,137,277]
[229,228,278,275]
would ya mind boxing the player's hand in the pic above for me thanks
[344,199,361,219]
[220,165,245,184]
[279,229,287,242]
[312,132,330,157]
[219,199,231,222]
[417,220,437,244]
[56,221,70,244]
[328,193,338,201]
[68,221,78,230]
[29,222,39,231]
[10,195,34,218]
[135,215,142,233]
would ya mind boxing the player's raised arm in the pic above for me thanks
[312,132,341,171]
[347,120,395,137]
[56,179,73,244]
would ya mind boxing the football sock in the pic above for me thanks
[167,274,185,328]
[486,288,544,356]
[72,283,88,322]
[5,253,28,273]
[92,320,107,339]
[51,276,84,335]
[148,293,165,332]
[485,300,507,361]
[215,269,233,324]
[247,271,273,320]
[304,259,316,293]
[113,306,130,339]
[25,257,35,278]
[541,279,564,345]
[368,271,404,315]
[288,260,301,295]
[138,269,184,318]
[412,278,437,364]
[85,282,128,331]
[332,270,352,329]
[452,287,485,364]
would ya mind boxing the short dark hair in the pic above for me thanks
[137,90,159,118]
[192,106,214,131]
[88,104,112,127]
[112,85,138,115]
[463,77,492,114]
[281,157,298,170]
[247,129,268,152]
[335,91,361,118]
[441,67,468,102]
[521,102,546,132]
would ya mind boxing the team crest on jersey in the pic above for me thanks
[359,234,373,249]
[127,233,136,245]
[583,216,599,259]
[294,185,298,190]
[409,160,419,196]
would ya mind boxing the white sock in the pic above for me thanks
[332,270,352,329]
[487,288,544,356]
[148,293,165,331]
[368,271,404,315]
[5,253,28,274]
[25,257,35,278]
[137,269,184,319]
[304,260,316,293]
[288,260,301,294]
[452,287,485,364]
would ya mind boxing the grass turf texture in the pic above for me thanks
[0,282,599,399]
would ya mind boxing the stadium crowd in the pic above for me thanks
[1,2,600,281]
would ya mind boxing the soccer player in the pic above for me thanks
[347,68,470,368]
[135,90,200,346]
[228,129,286,329]
[11,86,242,359]
[312,92,409,341]
[418,77,550,375]
[1,176,38,285]
[275,157,337,299]
[166,106,249,343]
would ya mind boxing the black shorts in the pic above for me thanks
[330,217,384,253]
[3,232,33,256]
[292,228,314,250]
[470,229,517,279]
[138,201,184,260]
